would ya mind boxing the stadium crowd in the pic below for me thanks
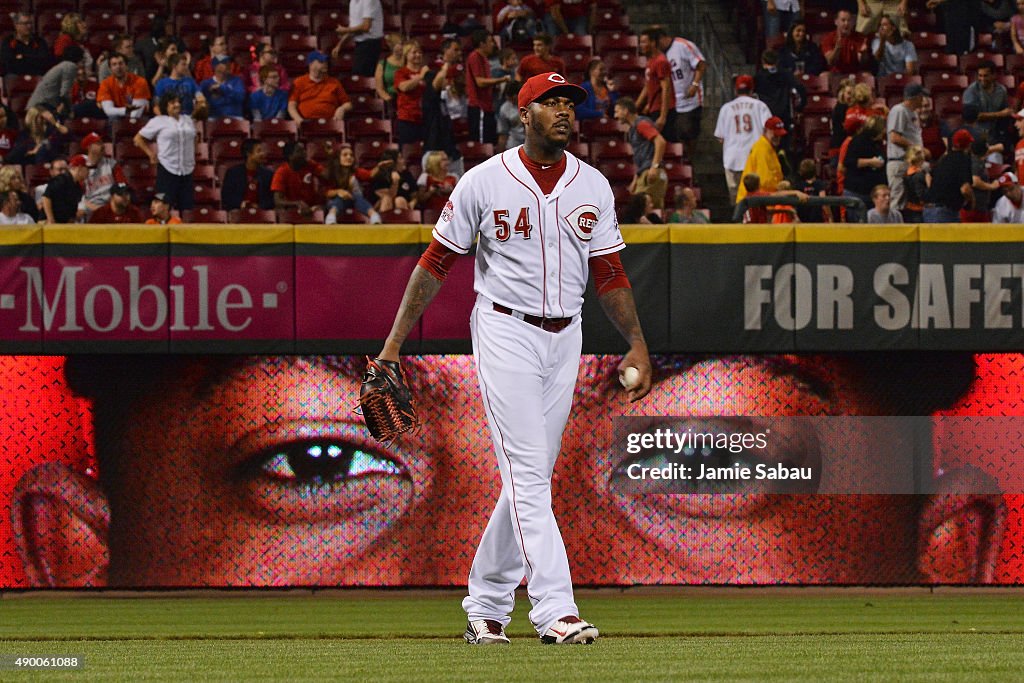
[728,0,1024,222]
[0,0,1021,224]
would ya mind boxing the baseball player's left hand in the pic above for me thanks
[618,345,652,402]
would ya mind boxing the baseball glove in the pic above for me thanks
[358,357,419,442]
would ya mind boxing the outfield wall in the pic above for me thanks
[1,224,1022,588]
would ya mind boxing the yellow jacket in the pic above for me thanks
[736,135,783,202]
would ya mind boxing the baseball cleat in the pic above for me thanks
[540,615,599,644]
[464,619,511,645]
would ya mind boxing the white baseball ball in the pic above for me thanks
[620,366,640,389]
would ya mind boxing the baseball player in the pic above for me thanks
[714,75,771,204]
[375,71,652,645]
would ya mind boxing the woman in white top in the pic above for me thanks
[133,92,198,212]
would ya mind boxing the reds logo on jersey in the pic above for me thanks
[440,199,454,223]
[564,204,600,241]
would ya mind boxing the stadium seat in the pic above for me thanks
[235,207,278,223]
[959,52,1004,74]
[923,72,969,93]
[906,8,938,32]
[342,74,376,95]
[878,73,922,100]
[346,117,392,143]
[207,118,252,140]
[562,50,594,78]
[354,140,390,165]
[607,53,646,75]
[267,11,311,35]
[996,74,1017,90]
[589,140,633,160]
[192,164,218,187]
[663,162,693,186]
[579,116,624,142]
[379,208,422,223]
[85,12,128,34]
[300,118,346,143]
[802,95,836,116]
[221,13,266,35]
[1005,53,1024,74]
[263,0,309,14]
[227,34,267,64]
[914,32,947,51]
[4,74,39,98]
[799,72,830,96]
[598,160,636,183]
[312,9,348,37]
[594,33,638,58]
[210,138,246,162]
[218,0,262,13]
[404,12,446,36]
[192,186,222,209]
[349,94,386,117]
[932,92,963,117]
[918,51,959,75]
[68,118,109,141]
[277,207,325,223]
[593,10,631,31]
[553,34,593,54]
[127,10,159,33]
[81,0,126,13]
[616,72,644,98]
[115,140,151,162]
[184,208,229,223]
[175,13,218,36]
[662,142,685,163]
[274,33,318,53]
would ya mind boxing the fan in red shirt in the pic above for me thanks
[193,36,243,83]
[270,141,325,218]
[417,150,459,213]
[394,43,430,146]
[635,28,673,131]
[820,10,868,75]
[517,33,566,80]
[1014,109,1024,181]
[88,183,144,224]
[466,31,511,144]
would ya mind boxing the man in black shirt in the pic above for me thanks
[753,49,806,152]
[221,139,274,222]
[0,13,51,76]
[923,129,975,223]
[42,155,88,224]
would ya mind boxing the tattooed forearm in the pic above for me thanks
[380,266,444,359]
[598,287,646,347]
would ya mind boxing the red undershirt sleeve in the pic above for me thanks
[417,238,460,281]
[589,252,631,295]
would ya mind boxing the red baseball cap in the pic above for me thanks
[81,132,102,149]
[518,72,587,109]
[735,75,754,93]
[765,116,788,135]
[952,129,974,149]
[68,154,88,168]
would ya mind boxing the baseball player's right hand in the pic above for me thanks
[618,346,652,402]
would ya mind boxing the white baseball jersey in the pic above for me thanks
[664,37,705,113]
[993,194,1024,223]
[714,95,772,172]
[433,147,624,319]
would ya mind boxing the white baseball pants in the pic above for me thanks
[462,297,582,634]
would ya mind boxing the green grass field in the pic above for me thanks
[1,589,1023,681]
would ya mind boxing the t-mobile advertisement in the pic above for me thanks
[2,353,1022,589]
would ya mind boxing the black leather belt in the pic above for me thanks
[492,303,573,332]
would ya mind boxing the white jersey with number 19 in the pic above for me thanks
[714,94,773,172]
